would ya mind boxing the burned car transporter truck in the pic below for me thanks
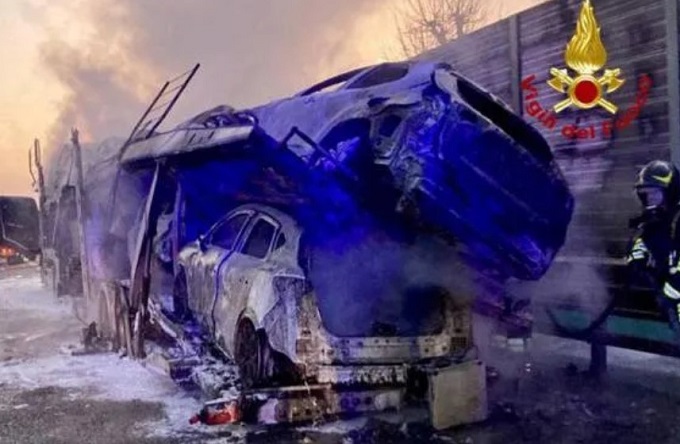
[40,61,574,424]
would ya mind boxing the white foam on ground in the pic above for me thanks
[0,274,71,315]
[0,352,204,434]
[0,270,208,439]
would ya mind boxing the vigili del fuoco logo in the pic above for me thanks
[521,0,652,140]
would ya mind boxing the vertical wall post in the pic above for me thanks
[509,14,523,115]
[666,0,680,165]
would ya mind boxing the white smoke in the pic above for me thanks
[29,0,394,150]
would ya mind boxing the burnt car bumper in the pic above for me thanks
[293,292,471,381]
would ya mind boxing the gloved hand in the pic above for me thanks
[626,237,655,268]
[669,250,680,276]
[663,251,680,301]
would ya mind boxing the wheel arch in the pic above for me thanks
[235,307,266,344]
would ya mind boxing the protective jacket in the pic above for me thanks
[626,207,680,334]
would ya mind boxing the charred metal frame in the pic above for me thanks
[280,126,359,183]
[292,292,471,384]
[80,64,202,356]
[128,163,165,358]
[120,63,201,157]
[110,63,200,236]
[70,129,92,301]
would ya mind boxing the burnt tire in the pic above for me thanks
[234,319,272,389]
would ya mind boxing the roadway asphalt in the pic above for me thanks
[2,264,680,443]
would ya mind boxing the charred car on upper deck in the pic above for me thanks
[250,61,574,282]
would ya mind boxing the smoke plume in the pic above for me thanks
[33,0,393,149]
[307,223,478,337]
[507,207,612,329]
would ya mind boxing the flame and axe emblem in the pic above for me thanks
[547,0,624,114]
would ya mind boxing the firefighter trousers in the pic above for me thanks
[655,293,680,345]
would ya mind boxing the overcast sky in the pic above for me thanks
[0,0,544,196]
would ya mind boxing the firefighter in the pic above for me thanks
[626,160,680,341]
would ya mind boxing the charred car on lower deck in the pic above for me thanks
[250,61,574,282]
[172,203,469,388]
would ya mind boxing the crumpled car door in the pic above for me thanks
[213,252,278,357]
[194,247,230,334]
[192,211,252,339]
[213,216,279,356]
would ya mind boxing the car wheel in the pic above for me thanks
[235,319,273,389]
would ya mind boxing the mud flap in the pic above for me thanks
[427,359,488,430]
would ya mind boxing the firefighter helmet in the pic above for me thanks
[635,160,680,210]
